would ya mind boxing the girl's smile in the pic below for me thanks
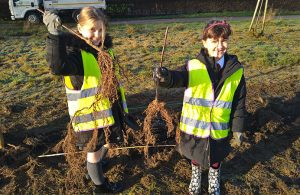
[202,37,228,60]
[78,20,104,46]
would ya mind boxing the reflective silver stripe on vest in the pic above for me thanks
[183,96,232,109]
[211,121,229,130]
[73,109,112,124]
[214,100,232,109]
[67,87,98,101]
[123,102,128,110]
[183,96,211,107]
[181,116,229,130]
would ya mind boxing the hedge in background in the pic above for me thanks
[1,0,299,19]
[106,0,300,17]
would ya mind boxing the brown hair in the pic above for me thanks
[202,20,232,40]
[77,6,108,48]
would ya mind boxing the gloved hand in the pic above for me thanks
[43,11,62,35]
[231,132,243,147]
[153,67,171,86]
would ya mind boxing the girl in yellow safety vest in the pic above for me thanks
[153,20,247,194]
[43,7,132,194]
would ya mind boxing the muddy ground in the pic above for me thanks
[1,64,299,195]
[0,19,300,194]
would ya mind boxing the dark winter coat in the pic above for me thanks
[46,32,125,148]
[160,49,247,168]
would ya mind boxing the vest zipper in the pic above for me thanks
[207,84,216,165]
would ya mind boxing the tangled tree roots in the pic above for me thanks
[97,50,119,102]
[143,99,174,159]
[145,148,174,168]
[62,123,86,193]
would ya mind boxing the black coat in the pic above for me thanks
[46,32,124,146]
[161,49,247,168]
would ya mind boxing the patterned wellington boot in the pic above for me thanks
[188,163,202,195]
[208,166,221,195]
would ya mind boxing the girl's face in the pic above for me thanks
[78,20,103,46]
[202,37,229,60]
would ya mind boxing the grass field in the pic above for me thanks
[0,17,299,194]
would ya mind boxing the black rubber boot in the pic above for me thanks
[93,178,123,194]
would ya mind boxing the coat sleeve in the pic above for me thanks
[159,64,189,88]
[230,75,247,132]
[46,33,84,76]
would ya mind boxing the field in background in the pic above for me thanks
[0,18,299,194]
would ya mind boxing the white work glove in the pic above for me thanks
[43,11,62,35]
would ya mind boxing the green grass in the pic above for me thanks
[0,21,64,115]
[2,18,299,101]
[108,19,300,95]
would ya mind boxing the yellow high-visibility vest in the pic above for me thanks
[179,59,243,139]
[64,49,127,132]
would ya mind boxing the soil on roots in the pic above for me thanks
[97,50,119,102]
[62,124,86,193]
[142,99,174,159]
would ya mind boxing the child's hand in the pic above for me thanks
[153,67,171,86]
[43,11,62,35]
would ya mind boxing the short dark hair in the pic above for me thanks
[202,20,232,40]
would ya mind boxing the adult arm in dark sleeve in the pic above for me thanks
[46,33,84,76]
[230,76,247,132]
